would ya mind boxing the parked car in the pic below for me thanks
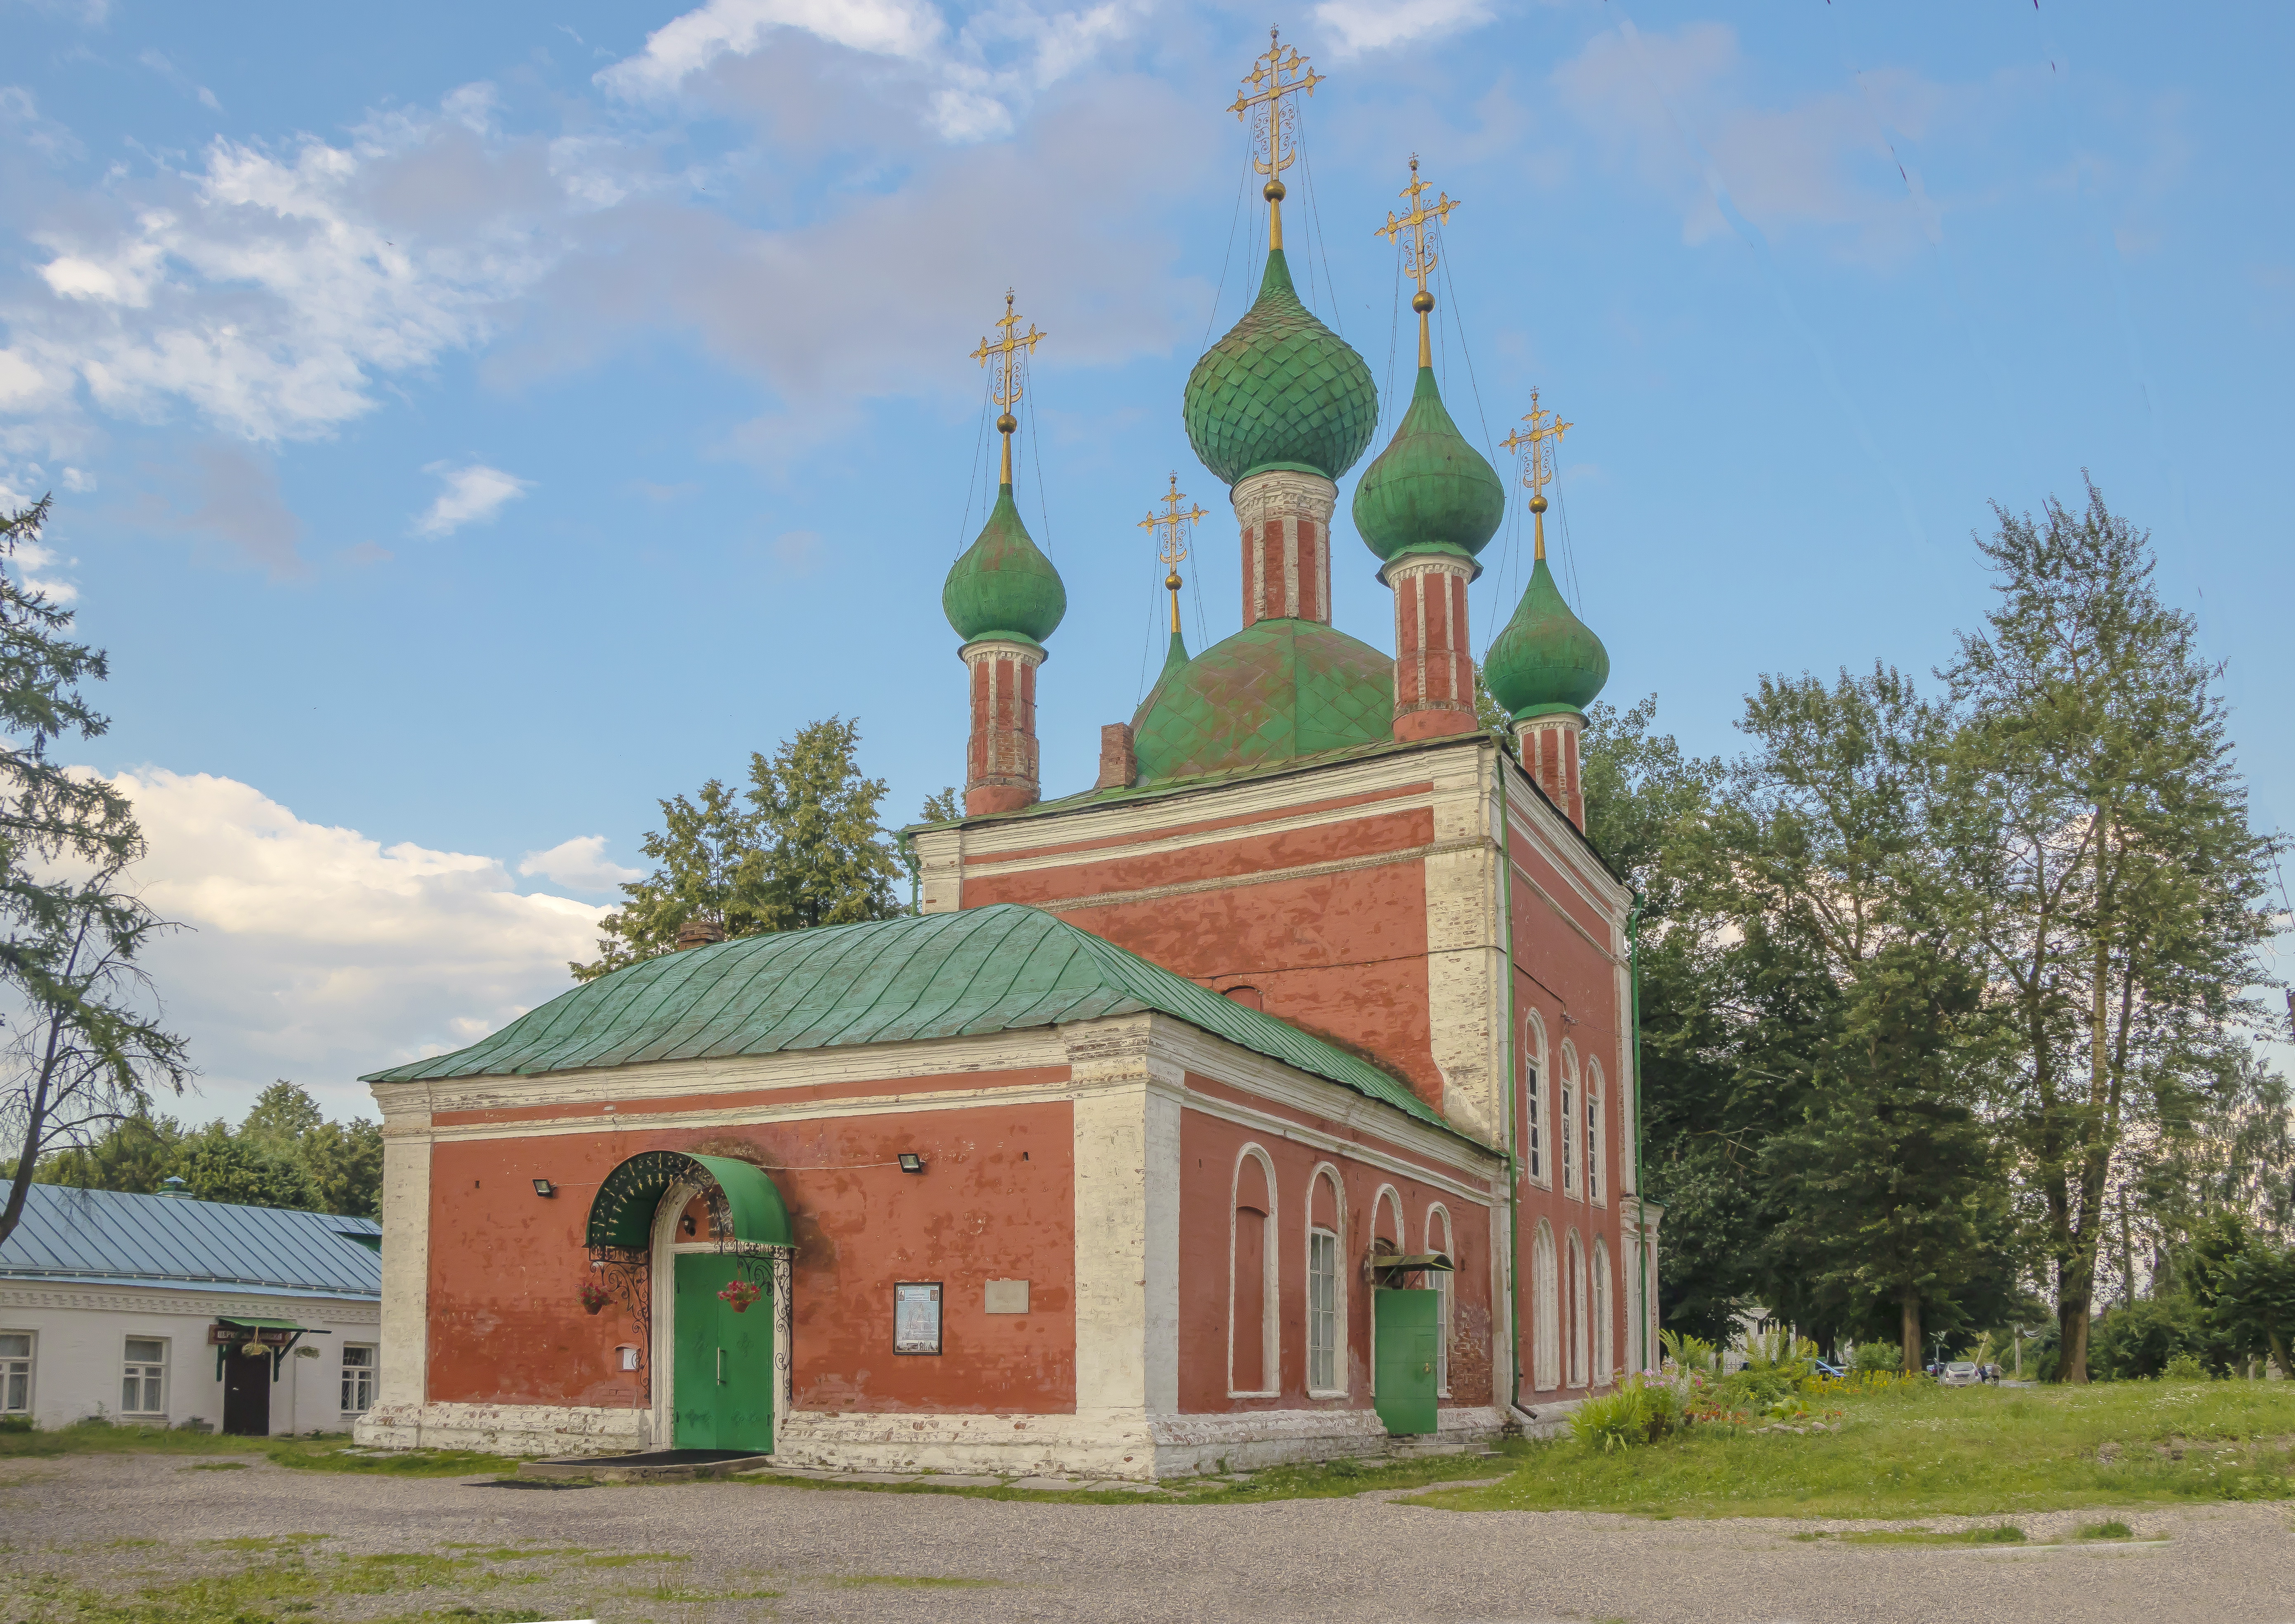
[1939,1360,1983,1387]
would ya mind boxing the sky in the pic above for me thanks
[3,0,2291,1125]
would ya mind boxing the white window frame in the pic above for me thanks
[1559,1042,1580,1200]
[1425,1205,1454,1397]
[0,1330,32,1415]
[1305,1164,1347,1397]
[121,1336,167,1418]
[341,1344,377,1415]
[1227,1145,1280,1399]
[1522,1011,1549,1187]
[1567,1231,1589,1390]
[1532,1221,1560,1392]
[1586,1060,1605,1206]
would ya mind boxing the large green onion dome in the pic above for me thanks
[1352,365,1507,567]
[1483,557,1609,719]
[1131,618,1394,782]
[942,482,1067,648]
[1183,250,1379,488]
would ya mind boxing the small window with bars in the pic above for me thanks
[1,1332,31,1414]
[122,1338,166,1416]
[341,1345,376,1414]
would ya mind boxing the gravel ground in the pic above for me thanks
[4,1451,2291,1624]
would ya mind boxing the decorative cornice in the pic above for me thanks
[0,1284,378,1320]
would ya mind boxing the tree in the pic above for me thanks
[174,1125,319,1210]
[0,497,192,1247]
[302,1117,384,1218]
[239,1079,326,1151]
[35,1080,381,1217]
[1941,481,2282,1381]
[35,1109,185,1194]
[574,718,902,979]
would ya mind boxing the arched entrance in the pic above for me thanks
[585,1151,793,1453]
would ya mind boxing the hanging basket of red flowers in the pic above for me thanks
[579,1281,611,1315]
[717,1279,763,1314]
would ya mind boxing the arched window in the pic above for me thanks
[1425,1205,1454,1397]
[1230,1146,1278,1396]
[1585,1060,1605,1206]
[1372,1186,1404,1257]
[1532,1220,1560,1392]
[1559,1043,1580,1199]
[1523,1010,1548,1186]
[1591,1236,1614,1387]
[1306,1166,1346,1396]
[1567,1230,1589,1388]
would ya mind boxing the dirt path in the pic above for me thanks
[3,1452,2288,1623]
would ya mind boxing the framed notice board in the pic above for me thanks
[894,1281,942,1355]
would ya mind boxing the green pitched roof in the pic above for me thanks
[1352,366,1506,567]
[362,905,1457,1139]
[1182,250,1378,487]
[943,483,1066,648]
[1130,617,1395,783]
[1483,555,1610,719]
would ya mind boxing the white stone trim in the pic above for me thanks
[955,791,1443,881]
[0,1285,376,1322]
[1231,468,1336,626]
[376,1095,433,1420]
[354,1399,648,1456]
[1226,1144,1280,1399]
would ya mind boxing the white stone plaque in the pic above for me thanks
[984,1279,1029,1314]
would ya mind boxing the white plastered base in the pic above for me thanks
[352,1400,651,1456]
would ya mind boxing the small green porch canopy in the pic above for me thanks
[585,1151,793,1251]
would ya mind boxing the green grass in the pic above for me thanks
[739,1445,1527,1505]
[1420,1379,2295,1520]
[0,1419,523,1478]
[2075,1519,2135,1540]
[1837,1524,2027,1546]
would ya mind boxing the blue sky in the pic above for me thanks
[4,0,2290,1121]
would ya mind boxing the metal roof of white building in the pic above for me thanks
[0,1180,380,1301]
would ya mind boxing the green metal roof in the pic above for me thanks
[1352,366,1506,566]
[1483,555,1610,720]
[1183,249,1379,487]
[363,905,1461,1140]
[1130,617,1394,783]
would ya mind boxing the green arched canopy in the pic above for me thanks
[584,1151,793,1251]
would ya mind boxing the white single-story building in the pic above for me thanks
[0,1179,381,1435]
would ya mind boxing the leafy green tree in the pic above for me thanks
[1941,481,2283,1381]
[174,1125,320,1210]
[301,1117,384,1219]
[35,1109,186,1194]
[239,1080,325,1151]
[0,497,192,1247]
[574,718,902,979]
[2184,1213,2295,1377]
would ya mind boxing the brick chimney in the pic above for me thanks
[1095,723,1137,790]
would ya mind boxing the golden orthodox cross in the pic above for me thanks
[970,289,1045,484]
[1228,26,1322,251]
[1138,472,1207,635]
[1374,155,1459,368]
[1500,391,1572,559]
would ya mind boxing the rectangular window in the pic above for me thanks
[1307,1228,1339,1393]
[341,1345,376,1414]
[1561,1077,1576,1196]
[1525,1063,1543,1181]
[1433,1269,1453,1396]
[1,1332,30,1414]
[122,1337,166,1417]
[1587,1092,1601,1203]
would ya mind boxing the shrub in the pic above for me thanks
[1571,1376,1678,1452]
[0,1414,31,1433]
[2161,1352,2210,1383]
[1851,1341,1903,1375]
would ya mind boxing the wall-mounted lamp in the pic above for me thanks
[532,1179,556,1198]
[897,1153,925,1174]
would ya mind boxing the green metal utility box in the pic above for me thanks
[1373,1287,1439,1436]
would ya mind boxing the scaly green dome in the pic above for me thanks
[1183,250,1378,488]
[1132,618,1394,782]
[1483,557,1609,719]
[1353,366,1506,567]
[942,482,1066,648]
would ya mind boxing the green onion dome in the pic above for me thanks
[942,482,1066,648]
[1352,365,1507,567]
[1183,250,1379,488]
[1483,557,1609,719]
[1131,618,1393,782]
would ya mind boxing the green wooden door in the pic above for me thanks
[1374,1288,1440,1436]
[671,1254,774,1453]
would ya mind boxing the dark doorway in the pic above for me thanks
[222,1351,270,1436]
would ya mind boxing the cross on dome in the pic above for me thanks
[1228,26,1323,251]
[1500,390,1573,560]
[970,288,1046,485]
[1138,472,1208,635]
[1374,155,1460,368]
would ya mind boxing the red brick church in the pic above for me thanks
[356,38,1656,1479]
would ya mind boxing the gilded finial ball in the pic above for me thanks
[1165,572,1182,591]
[1529,494,1548,514]
[1263,177,1286,203]
[1411,290,1435,315]
[996,412,1018,434]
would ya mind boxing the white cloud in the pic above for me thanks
[518,835,643,892]
[106,767,606,1120]
[1315,0,1495,58]
[602,0,946,97]
[416,461,529,536]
